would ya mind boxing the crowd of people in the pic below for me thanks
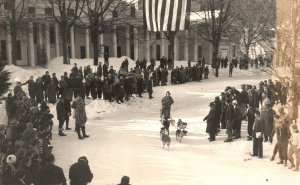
[0,82,95,184]
[0,55,295,184]
[17,57,215,108]
[203,78,300,171]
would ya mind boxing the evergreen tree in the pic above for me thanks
[0,64,11,96]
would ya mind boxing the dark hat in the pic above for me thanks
[120,176,130,185]
[166,91,171,95]
[78,156,88,164]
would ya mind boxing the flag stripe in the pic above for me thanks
[185,0,191,29]
[144,0,151,31]
[157,0,163,31]
[163,0,171,31]
[151,0,157,32]
[171,0,179,31]
[179,0,187,30]
[160,0,167,31]
[144,0,191,32]
[167,0,175,31]
[175,0,183,31]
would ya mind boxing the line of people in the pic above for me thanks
[203,78,300,171]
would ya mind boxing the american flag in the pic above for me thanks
[143,0,191,32]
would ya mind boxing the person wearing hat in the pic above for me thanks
[118,176,131,185]
[36,154,66,185]
[224,99,234,142]
[244,106,256,141]
[56,98,67,136]
[13,81,24,96]
[41,71,51,102]
[147,76,154,99]
[21,76,36,100]
[72,97,89,139]
[232,100,243,139]
[161,91,174,119]
[288,124,300,171]
[251,110,264,158]
[69,156,93,185]
[203,102,218,141]
[72,63,79,74]
[2,154,17,184]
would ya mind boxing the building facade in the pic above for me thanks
[0,1,239,66]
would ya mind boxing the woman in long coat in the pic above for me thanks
[203,102,218,141]
[47,80,57,104]
[35,78,44,104]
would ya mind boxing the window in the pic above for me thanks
[156,32,160,40]
[16,40,22,60]
[45,8,52,16]
[28,7,35,15]
[50,25,55,44]
[1,40,7,61]
[68,9,74,17]
[130,5,136,17]
[112,11,118,18]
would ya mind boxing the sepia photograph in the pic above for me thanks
[0,0,299,184]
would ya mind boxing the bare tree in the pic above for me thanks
[83,0,134,66]
[44,0,87,64]
[0,0,33,65]
[192,0,234,74]
[234,0,275,60]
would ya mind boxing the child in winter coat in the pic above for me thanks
[288,124,300,171]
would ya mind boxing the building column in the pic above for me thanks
[160,32,166,58]
[194,33,198,62]
[174,35,179,61]
[126,27,130,57]
[6,32,12,65]
[133,28,139,60]
[45,23,51,63]
[85,28,90,58]
[28,22,35,67]
[112,26,118,57]
[70,26,75,59]
[184,30,189,61]
[146,31,150,62]
[38,23,43,49]
[55,24,60,57]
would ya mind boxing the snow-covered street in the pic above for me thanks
[45,67,300,185]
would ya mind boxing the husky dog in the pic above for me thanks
[160,127,171,150]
